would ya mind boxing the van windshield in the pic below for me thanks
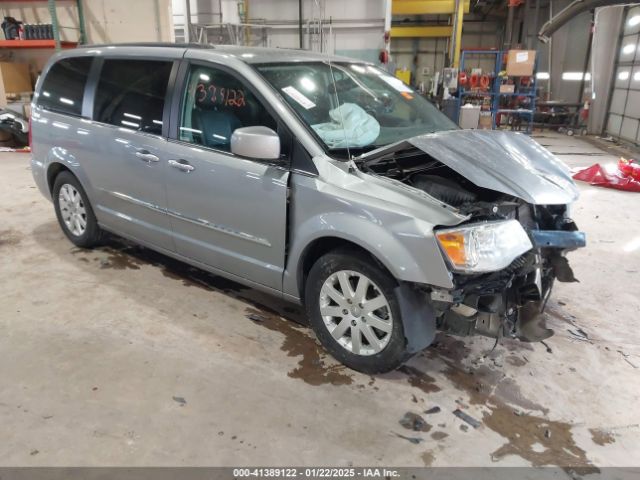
[255,62,457,157]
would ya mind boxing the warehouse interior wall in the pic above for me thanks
[172,0,385,55]
[0,0,601,106]
[588,6,625,135]
[0,0,594,111]
[172,0,237,29]
[546,1,593,103]
[0,0,173,44]
[171,0,599,103]
[0,0,174,73]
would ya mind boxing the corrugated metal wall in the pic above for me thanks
[606,5,640,145]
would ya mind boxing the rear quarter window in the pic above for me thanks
[37,57,92,116]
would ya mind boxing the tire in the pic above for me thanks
[52,171,104,248]
[304,248,411,374]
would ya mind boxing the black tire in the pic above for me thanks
[304,248,411,374]
[52,171,104,248]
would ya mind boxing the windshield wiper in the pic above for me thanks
[328,144,380,159]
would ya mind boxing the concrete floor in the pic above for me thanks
[0,132,639,469]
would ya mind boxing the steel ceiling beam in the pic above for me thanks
[390,25,454,37]
[392,0,470,15]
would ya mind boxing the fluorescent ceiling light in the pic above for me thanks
[629,15,640,26]
[536,72,550,80]
[634,71,640,81]
[618,71,630,80]
[562,72,591,81]
[623,43,636,54]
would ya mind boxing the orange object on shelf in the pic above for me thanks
[0,40,77,49]
[469,73,479,88]
[480,74,490,89]
[459,71,468,86]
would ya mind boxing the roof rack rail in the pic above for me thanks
[77,42,214,49]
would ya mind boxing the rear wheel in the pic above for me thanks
[305,249,411,373]
[53,171,104,248]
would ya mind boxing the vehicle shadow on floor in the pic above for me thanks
[31,220,307,323]
[30,220,369,386]
[28,220,518,387]
[100,236,309,325]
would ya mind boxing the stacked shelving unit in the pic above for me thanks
[0,0,85,51]
[456,49,538,133]
[455,50,501,127]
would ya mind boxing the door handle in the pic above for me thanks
[135,149,159,162]
[168,159,195,173]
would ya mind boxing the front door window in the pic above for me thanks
[180,65,278,152]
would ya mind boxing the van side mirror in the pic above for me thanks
[230,126,281,160]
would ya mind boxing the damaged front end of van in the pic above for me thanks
[356,129,586,343]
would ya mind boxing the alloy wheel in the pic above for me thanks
[319,270,393,356]
[58,184,87,237]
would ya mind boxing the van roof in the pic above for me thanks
[73,43,367,65]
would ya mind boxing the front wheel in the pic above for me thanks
[305,249,411,374]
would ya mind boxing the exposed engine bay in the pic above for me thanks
[358,146,586,343]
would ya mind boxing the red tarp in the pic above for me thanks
[572,158,640,192]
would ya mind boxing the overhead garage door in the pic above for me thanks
[606,6,640,145]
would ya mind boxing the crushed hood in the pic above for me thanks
[360,129,580,205]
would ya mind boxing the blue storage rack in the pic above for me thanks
[455,49,537,133]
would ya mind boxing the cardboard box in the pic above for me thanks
[506,50,536,77]
[478,112,493,129]
[0,62,32,107]
[500,84,515,93]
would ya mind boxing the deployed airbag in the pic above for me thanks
[312,103,380,148]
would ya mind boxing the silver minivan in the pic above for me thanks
[31,44,585,373]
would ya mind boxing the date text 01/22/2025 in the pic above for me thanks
[232,468,401,478]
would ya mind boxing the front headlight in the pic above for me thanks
[435,219,533,273]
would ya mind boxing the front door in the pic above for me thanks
[164,62,290,291]
[85,58,176,251]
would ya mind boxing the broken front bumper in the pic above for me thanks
[432,228,586,342]
[530,230,586,250]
